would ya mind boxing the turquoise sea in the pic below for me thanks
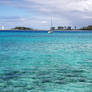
[0,30,92,92]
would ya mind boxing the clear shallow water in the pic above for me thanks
[0,31,92,92]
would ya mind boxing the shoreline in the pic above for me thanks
[0,30,92,32]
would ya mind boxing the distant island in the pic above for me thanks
[12,27,33,30]
[80,25,92,30]
[11,27,48,31]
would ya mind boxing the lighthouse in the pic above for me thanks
[1,25,4,30]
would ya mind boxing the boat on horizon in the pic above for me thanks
[48,29,53,33]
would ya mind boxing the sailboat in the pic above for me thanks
[48,17,54,34]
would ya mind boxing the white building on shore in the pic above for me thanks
[1,25,4,30]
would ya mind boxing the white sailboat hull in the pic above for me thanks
[48,30,53,34]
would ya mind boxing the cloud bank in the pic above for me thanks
[0,0,92,29]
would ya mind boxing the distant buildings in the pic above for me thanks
[57,26,71,30]
[57,26,64,30]
[67,26,71,30]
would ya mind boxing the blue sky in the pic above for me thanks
[0,0,92,29]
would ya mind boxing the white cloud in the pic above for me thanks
[24,0,92,12]
[82,16,92,19]
[41,21,48,24]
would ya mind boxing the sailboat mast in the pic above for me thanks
[50,16,53,30]
[51,16,53,29]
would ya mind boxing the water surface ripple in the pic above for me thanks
[0,31,92,92]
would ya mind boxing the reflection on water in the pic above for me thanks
[0,32,92,92]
